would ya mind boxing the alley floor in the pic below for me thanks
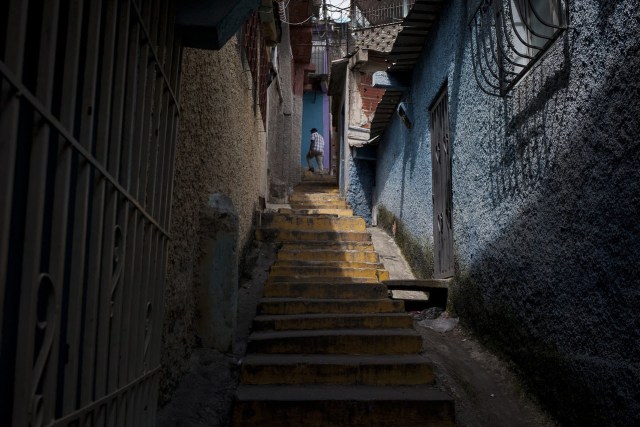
[157,220,558,427]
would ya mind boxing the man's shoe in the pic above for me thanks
[308,167,314,172]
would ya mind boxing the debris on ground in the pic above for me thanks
[418,311,459,333]
[409,307,444,320]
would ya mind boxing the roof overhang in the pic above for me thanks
[368,0,447,139]
[177,0,260,50]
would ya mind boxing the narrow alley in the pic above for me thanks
[1,0,638,426]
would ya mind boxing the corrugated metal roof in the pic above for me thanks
[369,0,446,139]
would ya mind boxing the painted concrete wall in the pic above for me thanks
[374,1,640,425]
[161,37,267,403]
[343,55,389,225]
[347,156,375,223]
[301,91,330,169]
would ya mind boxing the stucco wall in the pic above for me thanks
[346,156,375,224]
[160,37,266,403]
[374,1,640,425]
[267,23,299,202]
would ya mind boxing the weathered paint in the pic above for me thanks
[374,1,640,425]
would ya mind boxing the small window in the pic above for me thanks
[470,0,567,96]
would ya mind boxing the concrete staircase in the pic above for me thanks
[233,174,455,427]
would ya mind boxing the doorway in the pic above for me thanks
[430,85,454,278]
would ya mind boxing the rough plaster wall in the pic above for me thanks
[161,37,265,403]
[267,24,296,202]
[374,1,640,425]
[345,155,375,224]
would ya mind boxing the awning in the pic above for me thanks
[369,0,446,139]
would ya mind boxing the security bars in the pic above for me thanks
[0,1,181,425]
[469,0,568,96]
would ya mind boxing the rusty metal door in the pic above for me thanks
[430,86,454,278]
[0,0,181,425]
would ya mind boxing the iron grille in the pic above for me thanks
[353,0,415,29]
[469,0,568,96]
[0,0,181,425]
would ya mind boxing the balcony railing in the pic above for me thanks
[353,0,415,29]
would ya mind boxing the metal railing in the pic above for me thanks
[0,0,181,425]
[353,0,415,29]
[469,0,568,96]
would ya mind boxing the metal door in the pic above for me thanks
[430,86,454,278]
[0,0,181,425]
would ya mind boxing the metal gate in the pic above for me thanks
[0,0,181,425]
[430,85,454,278]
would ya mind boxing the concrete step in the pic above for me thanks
[278,249,380,263]
[240,354,435,386]
[257,298,404,315]
[292,185,339,194]
[233,385,454,426]
[263,214,366,233]
[263,282,388,299]
[266,276,379,284]
[300,173,337,184]
[246,329,423,354]
[290,192,345,201]
[281,241,375,251]
[268,265,389,280]
[290,208,354,216]
[252,313,414,331]
[290,200,351,209]
[256,229,372,242]
[272,259,385,270]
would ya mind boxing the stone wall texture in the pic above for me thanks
[373,1,640,425]
[160,38,266,403]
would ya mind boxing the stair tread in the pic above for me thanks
[236,384,452,402]
[280,248,377,253]
[259,297,395,303]
[242,354,431,365]
[254,313,410,321]
[249,328,420,340]
[272,260,384,268]
[266,277,379,283]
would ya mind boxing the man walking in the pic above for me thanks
[306,128,324,173]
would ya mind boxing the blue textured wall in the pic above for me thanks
[374,1,640,425]
[301,91,329,167]
[345,154,375,224]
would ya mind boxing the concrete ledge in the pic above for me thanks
[382,279,452,290]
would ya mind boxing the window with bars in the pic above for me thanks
[470,0,568,96]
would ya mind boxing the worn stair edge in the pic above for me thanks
[266,276,380,284]
[233,385,455,427]
[246,329,423,355]
[263,213,365,227]
[256,229,372,242]
[240,354,435,386]
[278,249,380,261]
[252,313,414,331]
[268,266,386,278]
[280,241,375,250]
[257,298,405,315]
[263,282,388,299]
[272,260,385,270]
